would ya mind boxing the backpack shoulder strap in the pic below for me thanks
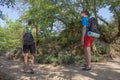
[26,26,33,31]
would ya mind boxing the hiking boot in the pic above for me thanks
[82,67,92,71]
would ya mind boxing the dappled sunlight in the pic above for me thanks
[0,55,120,80]
[9,65,21,69]
[89,72,98,76]
[0,0,120,80]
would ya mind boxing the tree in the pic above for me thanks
[0,17,24,51]
[108,0,120,36]
[0,0,119,61]
[0,0,15,19]
[0,0,15,7]
[21,0,81,33]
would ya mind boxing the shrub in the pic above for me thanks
[92,55,106,62]
[36,50,106,65]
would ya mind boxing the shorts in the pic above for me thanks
[23,43,36,54]
[84,35,94,47]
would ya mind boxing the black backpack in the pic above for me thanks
[23,26,34,45]
[89,17,99,33]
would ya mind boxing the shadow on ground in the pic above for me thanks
[0,56,120,80]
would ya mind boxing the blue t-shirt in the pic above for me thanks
[81,17,89,34]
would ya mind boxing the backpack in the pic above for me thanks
[23,26,34,45]
[88,17,99,33]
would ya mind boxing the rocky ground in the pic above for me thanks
[0,56,120,80]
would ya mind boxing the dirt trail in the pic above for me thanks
[0,56,120,80]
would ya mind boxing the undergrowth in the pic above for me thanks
[36,50,106,65]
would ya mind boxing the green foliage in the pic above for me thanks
[0,0,120,65]
[36,49,106,65]
[92,55,106,62]
[0,18,24,51]
[36,50,84,65]
[20,0,120,43]
[21,0,82,40]
[99,22,119,43]
[98,46,110,55]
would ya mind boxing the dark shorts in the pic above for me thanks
[23,43,36,54]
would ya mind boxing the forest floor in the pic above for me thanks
[0,55,120,80]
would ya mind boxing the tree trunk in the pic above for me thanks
[93,0,97,19]
[117,18,120,36]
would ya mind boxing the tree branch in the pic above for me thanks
[93,0,97,19]
[54,17,67,26]
[97,15,110,26]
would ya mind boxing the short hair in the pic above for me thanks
[81,10,89,16]
[28,19,34,25]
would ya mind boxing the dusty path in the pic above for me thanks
[0,56,120,80]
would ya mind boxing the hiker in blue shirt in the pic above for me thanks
[81,10,94,71]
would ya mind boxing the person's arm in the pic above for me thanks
[81,26,86,46]
[81,18,87,46]
[34,27,37,43]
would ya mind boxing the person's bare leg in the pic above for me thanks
[84,47,87,65]
[84,47,91,68]
[23,53,28,72]
[29,54,35,73]
[31,54,35,68]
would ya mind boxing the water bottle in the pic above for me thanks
[87,31,100,38]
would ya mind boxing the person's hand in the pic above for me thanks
[81,39,84,46]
